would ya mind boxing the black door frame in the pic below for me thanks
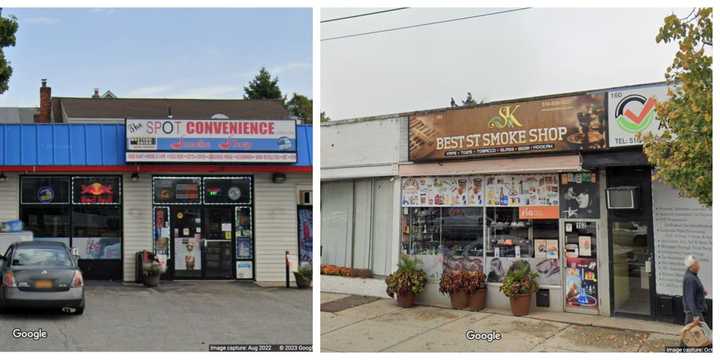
[152,175,255,281]
[606,166,658,320]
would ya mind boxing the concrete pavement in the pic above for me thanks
[321,292,686,352]
[1,281,312,351]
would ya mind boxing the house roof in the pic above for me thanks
[0,107,39,123]
[52,97,289,122]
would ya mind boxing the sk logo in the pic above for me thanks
[615,94,657,134]
[489,105,523,129]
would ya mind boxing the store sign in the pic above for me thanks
[409,94,607,161]
[203,177,252,204]
[559,172,600,219]
[519,206,559,219]
[72,177,121,205]
[652,180,712,297]
[607,84,669,148]
[125,119,297,163]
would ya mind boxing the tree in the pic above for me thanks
[642,8,712,207]
[243,67,283,100]
[286,93,312,124]
[320,111,331,123]
[0,10,19,94]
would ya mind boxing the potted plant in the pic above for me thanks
[439,270,467,309]
[294,263,313,289]
[464,270,487,311]
[499,260,539,316]
[385,255,427,308]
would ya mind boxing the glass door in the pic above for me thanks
[610,220,651,316]
[203,206,235,279]
[171,206,203,278]
[562,220,599,314]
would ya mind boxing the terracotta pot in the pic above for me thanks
[396,292,416,308]
[467,288,487,311]
[449,291,468,309]
[509,293,531,316]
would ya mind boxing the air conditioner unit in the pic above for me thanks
[298,190,312,205]
[606,186,638,209]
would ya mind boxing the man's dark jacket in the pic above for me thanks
[683,269,706,317]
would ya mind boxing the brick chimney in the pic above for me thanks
[34,79,51,123]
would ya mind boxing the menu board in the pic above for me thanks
[652,181,713,297]
[485,174,559,206]
[401,176,483,207]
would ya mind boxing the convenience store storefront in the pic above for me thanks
[0,120,312,284]
[395,83,711,321]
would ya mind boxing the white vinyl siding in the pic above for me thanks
[254,173,311,283]
[122,173,153,281]
[0,173,19,221]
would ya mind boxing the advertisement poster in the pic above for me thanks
[72,176,121,204]
[409,93,607,161]
[579,236,592,257]
[531,258,561,285]
[236,261,253,279]
[565,257,599,309]
[204,177,252,204]
[235,207,253,259]
[401,176,481,207]
[153,177,202,204]
[298,207,313,265]
[174,237,202,271]
[21,177,70,204]
[485,174,559,206]
[236,237,252,259]
[652,180,712,297]
[153,207,170,256]
[126,119,297,163]
[73,237,121,259]
[560,172,600,218]
[546,240,558,259]
[534,239,547,258]
[607,84,669,148]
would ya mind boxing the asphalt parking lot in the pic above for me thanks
[0,281,312,351]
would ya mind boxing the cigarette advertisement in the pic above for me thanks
[401,176,483,207]
[565,257,599,309]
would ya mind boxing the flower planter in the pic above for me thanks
[396,292,416,308]
[295,275,311,289]
[509,293,531,316]
[144,274,160,287]
[467,288,487,311]
[449,291,468,310]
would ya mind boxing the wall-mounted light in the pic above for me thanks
[131,173,140,182]
[272,173,287,184]
[0,173,6,183]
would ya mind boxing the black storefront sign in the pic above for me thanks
[204,177,252,204]
[21,177,70,204]
[560,172,600,219]
[72,176,121,204]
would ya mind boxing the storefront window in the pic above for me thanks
[153,177,202,204]
[203,177,252,204]
[72,176,121,204]
[21,205,70,238]
[21,176,70,204]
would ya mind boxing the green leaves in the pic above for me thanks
[0,13,18,94]
[243,67,283,100]
[643,8,712,207]
[386,255,428,297]
[499,260,539,298]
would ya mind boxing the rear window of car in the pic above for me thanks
[12,247,72,267]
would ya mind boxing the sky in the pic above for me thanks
[0,8,312,107]
[321,7,689,120]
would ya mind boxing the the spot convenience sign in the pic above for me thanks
[125,119,297,163]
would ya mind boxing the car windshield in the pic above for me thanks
[12,247,72,267]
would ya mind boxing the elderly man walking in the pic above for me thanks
[682,255,708,325]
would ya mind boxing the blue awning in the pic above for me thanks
[0,123,312,167]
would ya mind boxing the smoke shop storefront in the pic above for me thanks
[401,92,608,313]
[398,83,712,322]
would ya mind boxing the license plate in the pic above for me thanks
[34,280,53,289]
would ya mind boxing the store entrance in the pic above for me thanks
[170,206,234,279]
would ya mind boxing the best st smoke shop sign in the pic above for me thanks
[125,119,297,163]
[409,94,607,161]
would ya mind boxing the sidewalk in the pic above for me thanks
[321,292,686,352]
